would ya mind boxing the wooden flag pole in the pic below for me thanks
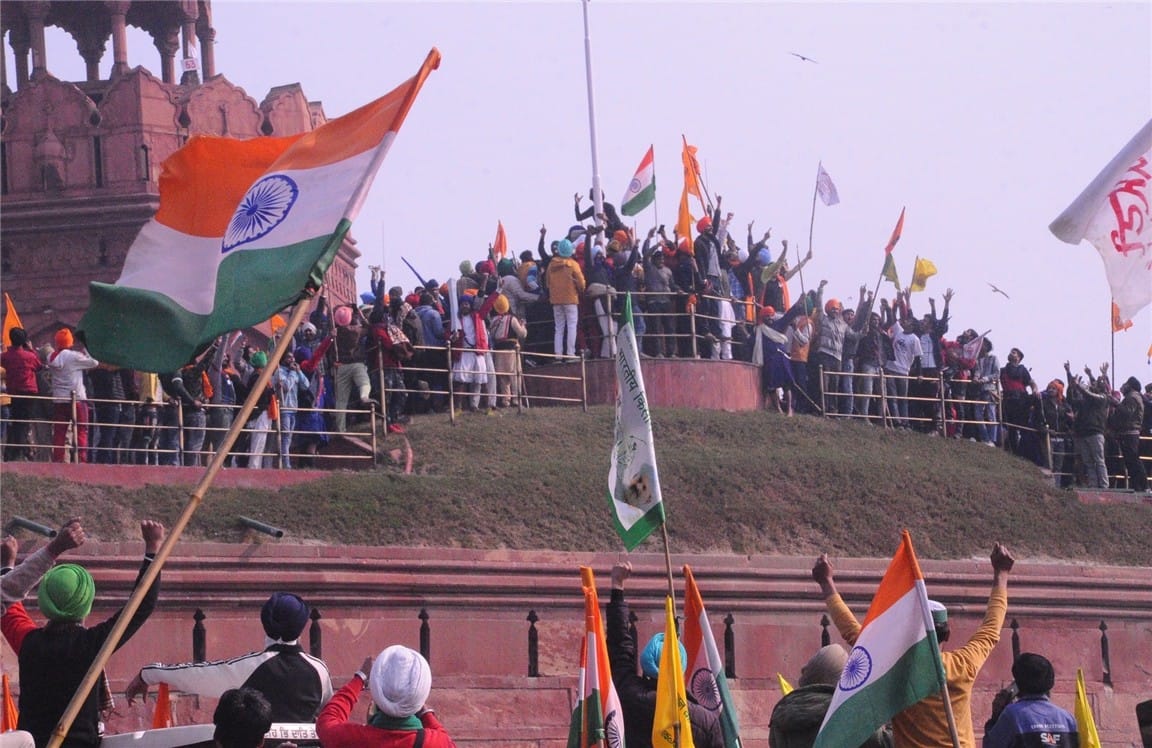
[47,293,315,748]
[939,678,962,748]
[660,522,676,611]
[800,172,820,297]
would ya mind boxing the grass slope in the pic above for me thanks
[3,407,1149,565]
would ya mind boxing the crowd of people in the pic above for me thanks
[0,194,1149,489]
[2,523,1108,747]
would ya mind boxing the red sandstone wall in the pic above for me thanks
[1,545,1147,746]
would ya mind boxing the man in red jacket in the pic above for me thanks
[1,327,42,461]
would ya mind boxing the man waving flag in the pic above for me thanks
[81,49,441,373]
[814,531,947,748]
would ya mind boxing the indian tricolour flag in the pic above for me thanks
[683,565,742,748]
[621,145,656,216]
[80,49,441,373]
[608,293,665,550]
[814,531,946,748]
[567,567,626,748]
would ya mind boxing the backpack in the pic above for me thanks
[386,321,415,361]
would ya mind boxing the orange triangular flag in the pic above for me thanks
[492,220,508,261]
[152,683,173,728]
[1111,301,1133,332]
[2,673,19,730]
[2,293,23,352]
[883,207,906,255]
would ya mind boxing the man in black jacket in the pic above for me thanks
[1,520,164,748]
[607,561,723,748]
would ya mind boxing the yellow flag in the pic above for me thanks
[653,596,695,748]
[1075,668,1101,748]
[2,293,23,352]
[777,673,794,695]
[677,184,695,253]
[909,256,937,292]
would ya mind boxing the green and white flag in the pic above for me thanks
[621,146,656,217]
[608,293,665,550]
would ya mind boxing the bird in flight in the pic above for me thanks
[789,52,819,64]
[988,282,1010,299]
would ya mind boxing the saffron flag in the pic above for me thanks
[813,531,947,748]
[815,163,840,206]
[567,567,626,748]
[683,565,743,748]
[1,673,17,730]
[881,253,901,290]
[152,683,174,728]
[909,256,937,292]
[622,146,656,216]
[1112,301,1133,332]
[1075,668,1102,748]
[883,207,905,255]
[777,673,794,696]
[608,294,665,549]
[1050,119,1152,320]
[677,184,695,249]
[493,220,508,261]
[682,135,707,213]
[80,49,441,373]
[654,595,696,748]
[2,293,23,352]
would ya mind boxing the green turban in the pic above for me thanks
[38,564,95,621]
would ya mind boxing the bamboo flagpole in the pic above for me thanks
[47,294,314,748]
[800,175,819,297]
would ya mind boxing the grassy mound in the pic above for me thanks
[3,407,1149,565]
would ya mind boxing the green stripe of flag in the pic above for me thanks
[81,220,348,372]
[815,637,943,748]
[621,181,656,216]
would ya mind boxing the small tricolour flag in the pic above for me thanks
[815,163,840,206]
[608,293,665,550]
[80,49,441,373]
[813,530,946,748]
[683,565,743,748]
[567,567,626,748]
[1050,119,1152,321]
[621,146,656,217]
[654,595,696,748]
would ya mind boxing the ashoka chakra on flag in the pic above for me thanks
[222,174,300,252]
[840,646,873,691]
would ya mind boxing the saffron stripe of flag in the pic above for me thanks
[568,567,626,748]
[607,294,665,549]
[814,531,946,748]
[883,206,906,255]
[683,565,743,748]
[621,145,656,216]
[80,49,441,373]
[653,595,696,748]
[2,293,23,352]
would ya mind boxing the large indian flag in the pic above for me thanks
[683,565,742,748]
[567,567,626,748]
[814,531,946,748]
[608,293,665,550]
[81,49,441,373]
[621,145,655,216]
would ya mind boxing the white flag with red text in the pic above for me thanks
[1050,119,1152,320]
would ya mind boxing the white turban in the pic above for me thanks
[370,645,432,717]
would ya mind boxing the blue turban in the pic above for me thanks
[261,592,310,642]
[756,248,772,266]
[556,239,575,258]
[640,632,687,679]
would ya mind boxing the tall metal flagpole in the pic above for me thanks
[581,0,605,228]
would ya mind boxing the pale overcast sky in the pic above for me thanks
[30,1,1152,383]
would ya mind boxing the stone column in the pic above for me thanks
[9,23,31,89]
[105,1,131,77]
[24,1,50,80]
[196,23,216,79]
[153,25,179,84]
[178,0,199,85]
[74,27,109,82]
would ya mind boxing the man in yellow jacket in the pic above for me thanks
[811,543,1014,747]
